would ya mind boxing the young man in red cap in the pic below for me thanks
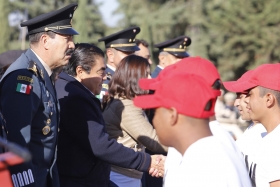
[138,57,250,186]
[223,70,267,173]
[134,73,251,186]
[231,63,280,187]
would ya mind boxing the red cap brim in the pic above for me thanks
[223,81,236,92]
[138,78,157,90]
[134,94,161,109]
[231,81,257,92]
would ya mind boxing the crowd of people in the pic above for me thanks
[0,2,279,187]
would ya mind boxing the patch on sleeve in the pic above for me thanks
[16,83,32,94]
[102,84,108,90]
[17,75,33,83]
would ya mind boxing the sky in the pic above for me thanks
[95,0,123,27]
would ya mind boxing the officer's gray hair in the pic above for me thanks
[29,31,56,44]
[259,86,280,107]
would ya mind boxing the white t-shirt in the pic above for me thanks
[235,123,267,171]
[250,124,280,187]
[164,121,251,187]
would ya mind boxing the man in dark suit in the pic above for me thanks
[96,27,141,100]
[55,43,163,187]
[0,3,78,187]
[151,36,191,78]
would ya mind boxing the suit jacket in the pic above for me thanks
[0,49,59,187]
[55,72,151,187]
[151,66,163,78]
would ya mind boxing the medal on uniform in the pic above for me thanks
[42,126,50,135]
[42,118,51,135]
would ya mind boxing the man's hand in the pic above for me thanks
[148,155,166,178]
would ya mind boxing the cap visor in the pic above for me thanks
[231,81,257,93]
[54,28,79,35]
[139,78,157,90]
[115,46,140,52]
[134,95,161,109]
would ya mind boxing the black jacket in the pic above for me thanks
[55,72,151,187]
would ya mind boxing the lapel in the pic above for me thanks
[25,49,56,98]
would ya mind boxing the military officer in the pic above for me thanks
[97,26,141,100]
[0,3,78,187]
[151,36,191,78]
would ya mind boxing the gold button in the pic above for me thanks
[47,119,51,124]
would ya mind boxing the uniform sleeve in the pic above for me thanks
[0,70,41,187]
[61,95,151,172]
[120,101,168,153]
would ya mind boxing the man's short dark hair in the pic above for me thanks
[63,43,104,76]
[29,31,56,44]
[135,39,149,47]
[259,86,280,107]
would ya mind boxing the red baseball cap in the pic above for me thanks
[223,70,254,93]
[231,64,280,92]
[134,73,216,119]
[139,57,221,96]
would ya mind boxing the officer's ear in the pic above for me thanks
[41,34,52,50]
[158,54,166,66]
[106,48,115,63]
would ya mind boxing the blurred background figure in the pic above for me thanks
[135,39,153,65]
[215,91,245,140]
[0,50,25,79]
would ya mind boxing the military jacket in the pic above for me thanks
[96,66,114,100]
[151,66,163,78]
[0,49,59,187]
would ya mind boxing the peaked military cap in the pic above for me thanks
[155,36,191,58]
[98,26,141,52]
[21,3,79,35]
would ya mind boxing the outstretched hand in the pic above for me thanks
[148,154,166,178]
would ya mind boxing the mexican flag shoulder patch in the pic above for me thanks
[16,83,32,94]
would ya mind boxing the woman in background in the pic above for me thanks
[103,55,167,187]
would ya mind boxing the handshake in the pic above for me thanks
[148,155,166,178]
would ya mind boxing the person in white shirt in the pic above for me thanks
[224,70,267,172]
[135,57,251,187]
[231,63,280,187]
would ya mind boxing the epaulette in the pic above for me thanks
[106,72,112,81]
[27,61,38,76]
